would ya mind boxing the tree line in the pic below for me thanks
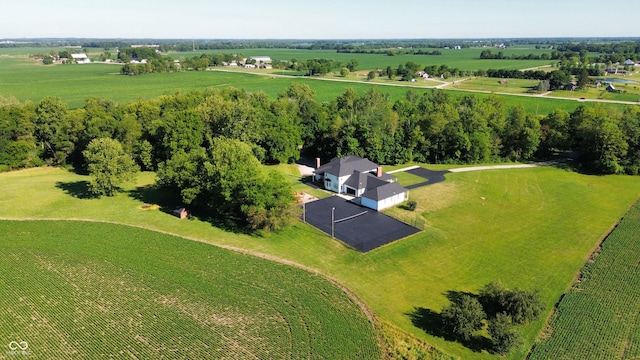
[480,49,556,60]
[2,85,640,174]
[338,48,442,56]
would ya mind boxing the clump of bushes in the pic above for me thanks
[405,200,417,211]
[439,281,543,355]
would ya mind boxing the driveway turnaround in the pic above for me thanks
[405,168,449,189]
[303,196,420,252]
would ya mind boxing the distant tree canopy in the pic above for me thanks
[117,47,162,62]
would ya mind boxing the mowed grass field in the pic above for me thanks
[452,77,540,94]
[529,201,640,359]
[2,165,640,359]
[0,48,596,115]
[0,220,380,359]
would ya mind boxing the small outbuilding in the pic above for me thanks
[606,83,617,92]
[173,207,188,219]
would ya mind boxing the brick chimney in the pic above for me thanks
[315,157,321,169]
[377,166,382,177]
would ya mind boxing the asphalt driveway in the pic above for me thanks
[404,168,449,189]
[303,196,419,252]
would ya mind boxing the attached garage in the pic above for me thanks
[361,182,409,211]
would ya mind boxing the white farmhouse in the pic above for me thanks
[313,156,409,211]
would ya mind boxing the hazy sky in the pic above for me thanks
[1,0,637,39]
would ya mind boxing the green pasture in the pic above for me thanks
[451,77,540,94]
[529,201,640,359]
[2,164,640,359]
[0,55,601,115]
[175,47,554,72]
[0,220,380,359]
[0,46,71,56]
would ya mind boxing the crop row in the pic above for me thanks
[0,220,380,359]
[529,203,640,359]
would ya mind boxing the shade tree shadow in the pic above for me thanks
[128,184,182,216]
[55,181,97,199]
[408,307,448,339]
[445,289,479,303]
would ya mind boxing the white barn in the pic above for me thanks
[71,53,91,64]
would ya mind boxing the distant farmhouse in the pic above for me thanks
[247,56,272,69]
[313,156,409,211]
[71,53,91,64]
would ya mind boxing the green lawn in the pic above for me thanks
[0,220,380,359]
[2,165,640,359]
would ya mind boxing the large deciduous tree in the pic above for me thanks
[548,70,571,90]
[83,138,138,196]
[34,96,80,165]
[488,313,523,355]
[478,281,544,324]
[570,105,628,174]
[158,137,297,232]
[441,294,486,341]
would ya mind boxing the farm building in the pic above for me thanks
[71,53,91,64]
[173,207,188,219]
[313,156,409,211]
[248,56,272,64]
[248,56,273,69]
[606,83,623,93]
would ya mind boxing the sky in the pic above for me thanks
[1,0,638,40]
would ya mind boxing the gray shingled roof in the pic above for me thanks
[314,156,378,178]
[344,170,389,191]
[362,182,408,201]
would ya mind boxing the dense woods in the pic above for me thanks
[2,86,640,175]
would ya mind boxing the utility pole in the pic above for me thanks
[331,207,335,239]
